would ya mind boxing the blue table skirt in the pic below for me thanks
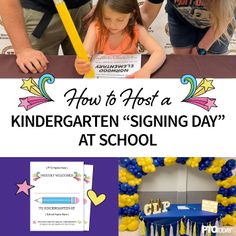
[140,204,220,236]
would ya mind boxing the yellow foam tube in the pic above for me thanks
[54,0,95,78]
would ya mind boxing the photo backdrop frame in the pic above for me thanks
[119,157,236,231]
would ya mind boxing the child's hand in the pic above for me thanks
[126,69,151,78]
[74,57,91,75]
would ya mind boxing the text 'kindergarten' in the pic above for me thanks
[11,86,225,147]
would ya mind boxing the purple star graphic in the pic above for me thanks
[18,97,30,110]
[16,180,34,196]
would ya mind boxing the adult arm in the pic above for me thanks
[140,0,164,28]
[82,4,96,22]
[0,0,48,73]
[192,21,233,55]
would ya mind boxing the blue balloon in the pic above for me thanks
[229,186,236,196]
[226,159,236,170]
[226,171,233,178]
[218,187,228,196]
[221,166,229,174]
[136,165,142,171]
[120,158,131,168]
[217,173,223,180]
[218,187,225,194]
[218,204,226,215]
[204,160,212,167]
[131,159,137,165]
[213,173,220,181]
[226,205,234,214]
[231,204,236,210]
[120,183,128,192]
[156,157,165,166]
[136,172,143,178]
[176,157,188,164]
[153,158,160,167]
[133,204,140,210]
[119,183,138,195]
[199,158,213,171]
[219,187,223,193]
[222,212,227,216]
[199,163,206,171]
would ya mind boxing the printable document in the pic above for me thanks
[30,162,84,231]
[177,206,190,210]
[84,165,93,231]
[92,54,141,78]
[202,200,218,213]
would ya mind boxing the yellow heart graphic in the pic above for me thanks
[87,190,106,206]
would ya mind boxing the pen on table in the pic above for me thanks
[35,197,79,204]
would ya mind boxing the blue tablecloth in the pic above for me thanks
[140,204,220,236]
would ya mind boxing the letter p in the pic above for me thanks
[202,225,208,233]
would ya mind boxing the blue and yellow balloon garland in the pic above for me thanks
[118,157,236,231]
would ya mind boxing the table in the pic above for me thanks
[0,55,236,78]
[140,204,220,236]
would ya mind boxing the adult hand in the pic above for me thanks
[126,69,151,79]
[16,48,49,74]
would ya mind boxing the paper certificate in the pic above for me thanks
[84,165,93,231]
[202,200,218,213]
[91,54,141,78]
[30,162,84,231]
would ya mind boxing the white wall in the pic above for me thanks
[139,164,218,193]
[187,168,218,191]
[139,165,187,192]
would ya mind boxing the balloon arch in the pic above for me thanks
[119,157,236,232]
